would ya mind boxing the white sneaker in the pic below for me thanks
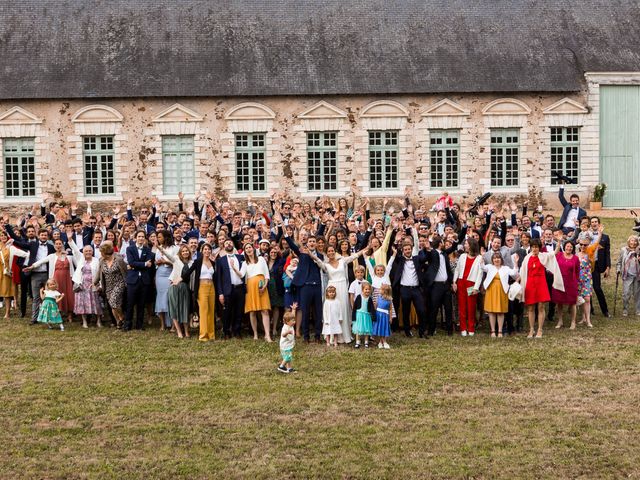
[383,342,390,349]
[468,332,475,337]
[378,342,383,349]
[60,324,64,331]
[461,330,467,337]
[623,310,628,317]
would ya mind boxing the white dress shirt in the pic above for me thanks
[400,256,419,286]
[435,250,448,282]
[34,243,49,272]
[227,255,246,285]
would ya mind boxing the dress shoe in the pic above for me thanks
[405,331,414,338]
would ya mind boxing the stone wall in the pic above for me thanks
[0,91,597,212]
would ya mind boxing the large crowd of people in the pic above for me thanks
[1,184,638,359]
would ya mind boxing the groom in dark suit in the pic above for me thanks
[124,230,154,331]
[285,233,324,342]
[215,239,246,338]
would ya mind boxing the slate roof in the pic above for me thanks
[1,0,640,99]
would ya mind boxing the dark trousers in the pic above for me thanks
[592,270,609,315]
[428,282,453,335]
[125,282,148,330]
[20,271,31,317]
[545,271,555,322]
[222,285,245,337]
[299,283,322,340]
[399,285,427,336]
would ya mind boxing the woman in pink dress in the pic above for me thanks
[552,241,580,329]
[27,238,75,323]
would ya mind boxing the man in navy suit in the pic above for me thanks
[10,227,55,323]
[70,217,94,249]
[285,233,324,342]
[215,239,246,338]
[124,230,154,331]
[558,185,587,234]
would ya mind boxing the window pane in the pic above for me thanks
[82,135,114,195]
[429,130,460,189]
[163,135,195,194]
[3,137,36,197]
[306,132,338,191]
[550,127,580,185]
[368,131,399,190]
[235,133,266,192]
[490,129,519,187]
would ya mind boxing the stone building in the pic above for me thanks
[1,0,640,209]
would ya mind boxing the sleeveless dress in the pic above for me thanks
[372,296,392,337]
[524,255,550,305]
[578,255,593,298]
[353,297,372,336]
[37,290,63,324]
[53,256,75,314]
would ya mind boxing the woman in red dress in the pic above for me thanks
[519,237,562,338]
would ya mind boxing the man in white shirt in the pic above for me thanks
[390,242,428,337]
[216,239,247,338]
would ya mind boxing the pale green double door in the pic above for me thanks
[600,85,640,208]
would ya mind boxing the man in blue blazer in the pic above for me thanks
[215,239,246,338]
[284,233,324,342]
[558,185,587,234]
[124,230,154,331]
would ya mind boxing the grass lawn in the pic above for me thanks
[1,218,639,479]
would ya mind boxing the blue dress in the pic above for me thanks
[353,297,372,336]
[372,297,392,338]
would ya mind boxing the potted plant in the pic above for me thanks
[590,183,607,211]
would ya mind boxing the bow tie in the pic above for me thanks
[546,243,553,246]
[40,242,48,246]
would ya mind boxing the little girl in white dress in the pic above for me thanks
[322,285,343,347]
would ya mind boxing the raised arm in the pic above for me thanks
[308,250,328,272]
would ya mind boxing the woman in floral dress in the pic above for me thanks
[576,226,604,328]
[96,241,126,328]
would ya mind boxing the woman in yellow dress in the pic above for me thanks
[0,231,29,318]
[243,243,272,342]
[482,252,519,337]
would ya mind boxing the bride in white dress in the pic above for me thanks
[310,245,366,343]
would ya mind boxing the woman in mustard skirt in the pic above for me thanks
[243,243,272,342]
[482,252,519,337]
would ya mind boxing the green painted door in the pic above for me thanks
[600,85,640,207]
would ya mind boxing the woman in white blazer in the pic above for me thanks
[452,238,483,337]
[69,239,102,328]
[27,238,76,322]
[482,252,519,337]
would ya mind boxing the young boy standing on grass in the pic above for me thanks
[278,303,297,373]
